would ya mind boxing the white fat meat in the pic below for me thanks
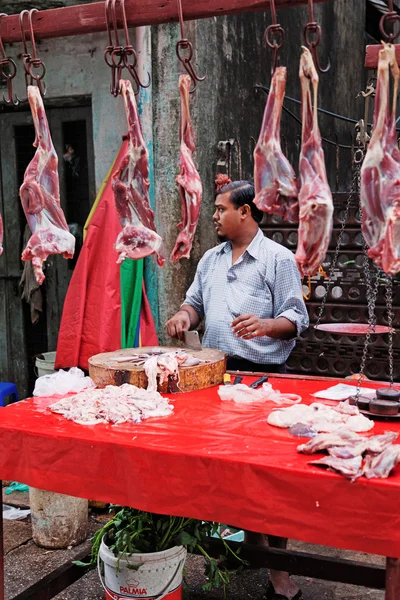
[49,383,173,425]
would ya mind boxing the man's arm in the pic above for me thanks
[165,305,201,339]
[231,256,309,341]
[231,314,296,340]
[165,257,205,339]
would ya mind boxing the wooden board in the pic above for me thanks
[0,0,332,44]
[365,44,400,69]
[88,346,227,393]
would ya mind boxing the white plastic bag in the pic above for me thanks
[33,367,95,397]
[3,504,31,520]
[312,383,376,401]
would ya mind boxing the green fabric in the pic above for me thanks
[120,259,144,348]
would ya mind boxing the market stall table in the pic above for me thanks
[0,374,399,599]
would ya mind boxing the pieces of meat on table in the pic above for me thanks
[310,455,363,481]
[19,86,75,284]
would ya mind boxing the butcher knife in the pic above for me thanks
[182,330,202,351]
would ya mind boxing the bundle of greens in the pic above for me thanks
[77,507,246,592]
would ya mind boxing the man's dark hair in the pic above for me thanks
[215,180,264,224]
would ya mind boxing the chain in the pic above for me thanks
[385,274,394,387]
[355,273,380,402]
[315,150,363,328]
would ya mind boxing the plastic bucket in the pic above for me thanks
[98,538,186,600]
[35,352,57,377]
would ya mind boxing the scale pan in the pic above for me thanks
[314,323,395,336]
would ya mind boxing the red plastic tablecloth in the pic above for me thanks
[0,376,399,558]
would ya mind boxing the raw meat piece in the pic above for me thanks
[360,42,400,274]
[367,431,398,454]
[144,350,190,392]
[170,75,203,262]
[345,414,374,433]
[0,214,3,256]
[49,383,173,425]
[295,47,333,276]
[253,67,298,221]
[113,79,164,266]
[310,455,363,480]
[267,404,312,427]
[298,430,358,454]
[328,441,369,459]
[20,86,75,284]
[363,444,400,479]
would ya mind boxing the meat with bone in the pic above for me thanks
[170,75,203,262]
[360,42,400,274]
[113,80,164,266]
[310,455,363,481]
[253,67,298,221]
[19,86,75,284]
[297,430,358,454]
[299,430,398,457]
[0,214,3,256]
[144,350,190,392]
[295,47,333,276]
[363,444,400,479]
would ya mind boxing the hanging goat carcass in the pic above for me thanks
[19,86,75,285]
[170,74,203,262]
[360,42,400,275]
[253,66,298,221]
[295,47,333,277]
[113,79,164,266]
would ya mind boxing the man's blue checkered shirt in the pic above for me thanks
[183,228,309,365]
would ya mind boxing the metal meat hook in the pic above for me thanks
[379,0,400,43]
[303,0,330,73]
[0,13,19,105]
[119,0,150,94]
[264,0,285,74]
[176,0,205,92]
[19,9,47,100]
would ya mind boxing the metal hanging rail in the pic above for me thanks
[0,0,332,45]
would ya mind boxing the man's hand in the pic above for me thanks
[165,310,191,339]
[231,314,268,339]
[231,315,296,340]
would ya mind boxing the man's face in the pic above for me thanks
[213,192,242,241]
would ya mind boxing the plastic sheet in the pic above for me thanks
[0,376,399,558]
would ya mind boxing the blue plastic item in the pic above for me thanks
[0,382,18,407]
[5,482,29,495]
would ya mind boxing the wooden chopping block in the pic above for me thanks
[88,346,226,392]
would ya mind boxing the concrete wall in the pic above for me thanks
[6,31,127,192]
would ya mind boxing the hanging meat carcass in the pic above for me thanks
[170,75,203,262]
[0,215,3,256]
[295,47,333,277]
[19,86,75,284]
[360,42,400,274]
[253,66,298,221]
[113,79,164,266]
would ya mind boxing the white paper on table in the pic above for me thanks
[312,383,376,401]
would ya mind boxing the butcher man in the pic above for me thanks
[165,179,308,600]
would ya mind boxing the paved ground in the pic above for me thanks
[3,489,385,600]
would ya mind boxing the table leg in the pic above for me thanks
[385,557,400,600]
[0,481,4,600]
